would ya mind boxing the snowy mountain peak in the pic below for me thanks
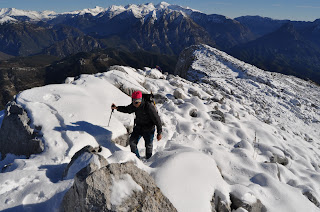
[0,2,204,23]
[0,7,56,23]
[63,6,107,16]
[157,1,170,7]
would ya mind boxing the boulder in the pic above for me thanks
[230,193,267,212]
[189,109,198,117]
[188,87,202,99]
[270,154,289,166]
[303,191,320,208]
[0,101,44,159]
[208,110,226,123]
[112,134,130,147]
[61,161,177,212]
[211,193,231,212]
[153,93,168,104]
[173,88,188,99]
[62,145,108,180]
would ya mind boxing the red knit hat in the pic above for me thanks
[132,91,142,99]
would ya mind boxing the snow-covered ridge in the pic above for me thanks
[0,2,202,23]
[62,6,107,16]
[189,44,320,127]
[0,46,320,211]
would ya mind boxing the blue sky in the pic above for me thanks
[0,0,319,21]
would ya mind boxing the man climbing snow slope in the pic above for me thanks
[111,91,162,159]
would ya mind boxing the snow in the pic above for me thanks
[110,174,143,206]
[0,8,56,22]
[0,44,320,211]
[151,149,229,211]
[0,2,203,23]
[62,6,107,16]
[0,15,17,24]
[64,152,101,180]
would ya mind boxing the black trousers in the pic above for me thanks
[129,127,155,159]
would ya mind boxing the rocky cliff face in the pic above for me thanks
[0,23,87,57]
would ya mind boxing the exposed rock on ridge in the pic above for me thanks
[0,101,44,159]
[61,160,177,212]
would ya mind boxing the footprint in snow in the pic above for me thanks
[5,198,14,204]
[22,191,47,205]
[43,93,61,102]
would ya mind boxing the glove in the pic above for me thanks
[111,103,117,110]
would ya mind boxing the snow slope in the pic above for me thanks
[0,46,320,211]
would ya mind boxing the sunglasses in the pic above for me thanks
[133,100,141,105]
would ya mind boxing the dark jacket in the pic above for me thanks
[117,100,162,134]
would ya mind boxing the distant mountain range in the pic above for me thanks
[230,17,320,83]
[0,2,255,57]
[0,2,320,109]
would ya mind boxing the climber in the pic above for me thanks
[111,91,162,159]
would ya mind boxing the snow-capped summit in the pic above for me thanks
[156,1,201,16]
[0,8,56,22]
[62,6,107,16]
[0,2,204,23]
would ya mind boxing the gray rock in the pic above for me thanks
[270,154,289,166]
[230,193,267,212]
[189,109,198,117]
[0,101,44,159]
[208,110,226,123]
[108,65,127,73]
[112,134,130,147]
[173,88,187,99]
[174,45,209,82]
[61,161,177,212]
[62,145,108,179]
[303,191,320,208]
[211,193,231,212]
[188,87,202,99]
[174,45,199,79]
[153,93,168,104]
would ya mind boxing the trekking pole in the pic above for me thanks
[108,107,114,127]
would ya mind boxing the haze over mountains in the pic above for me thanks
[0,2,320,109]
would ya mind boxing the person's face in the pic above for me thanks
[133,100,141,108]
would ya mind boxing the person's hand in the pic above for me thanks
[157,133,162,141]
[111,103,117,110]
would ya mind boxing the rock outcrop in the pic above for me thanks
[174,45,199,79]
[62,145,107,180]
[230,193,267,212]
[0,101,44,159]
[303,191,320,208]
[61,160,177,212]
[208,110,226,123]
[269,154,289,166]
